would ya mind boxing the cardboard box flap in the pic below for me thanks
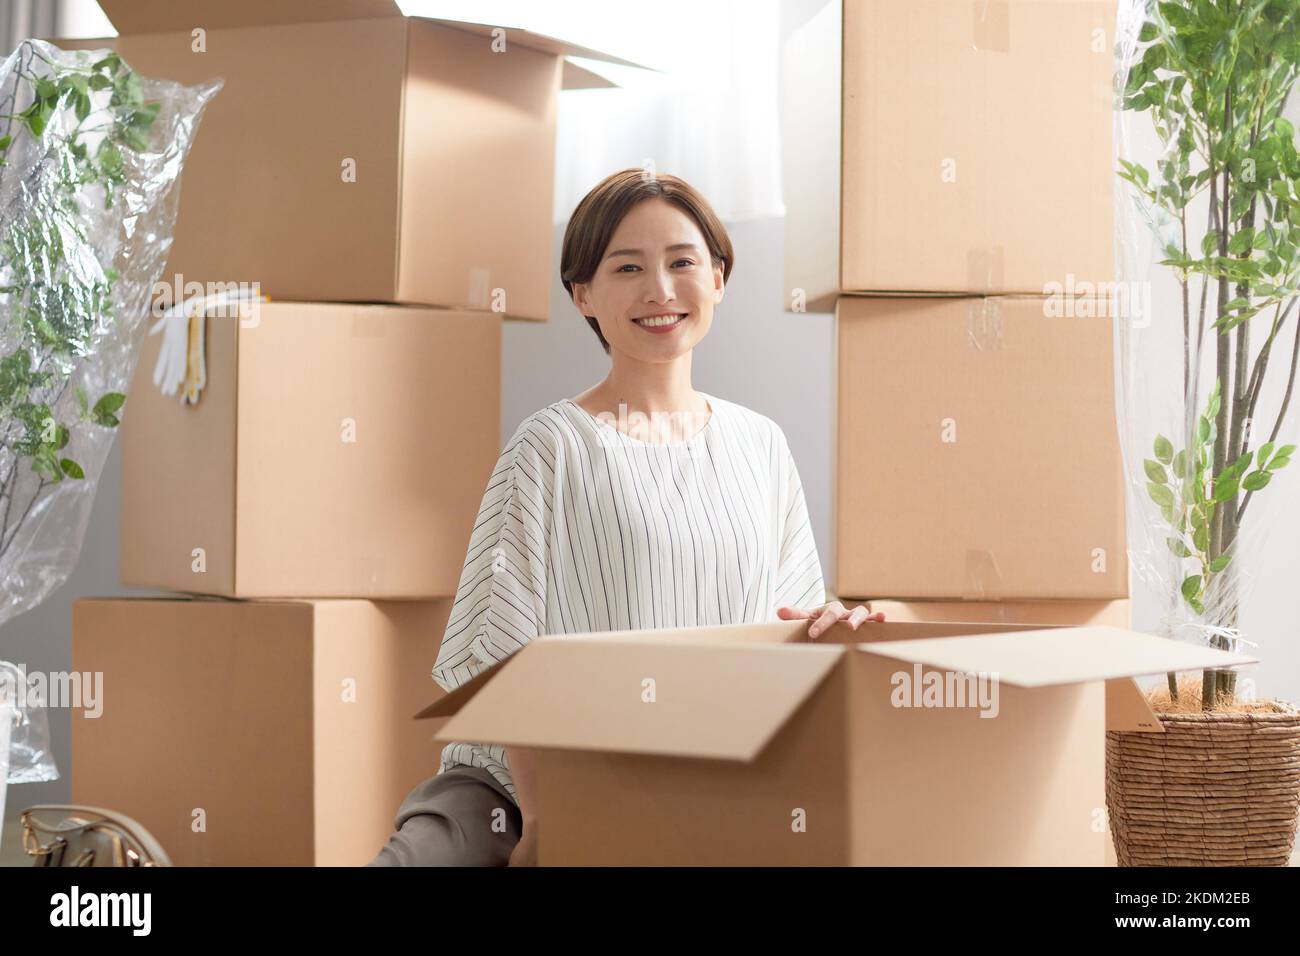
[438,637,844,761]
[434,21,653,72]
[1106,678,1164,733]
[856,626,1256,688]
[99,1,655,73]
[547,619,810,646]
[413,664,498,720]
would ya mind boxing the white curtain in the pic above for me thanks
[401,0,787,224]
[0,0,60,52]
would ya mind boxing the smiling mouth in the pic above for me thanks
[633,313,687,329]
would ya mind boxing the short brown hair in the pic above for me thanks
[561,168,735,353]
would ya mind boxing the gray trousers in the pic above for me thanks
[367,765,523,867]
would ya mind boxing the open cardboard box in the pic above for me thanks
[419,619,1253,865]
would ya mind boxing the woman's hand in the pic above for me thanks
[777,600,885,639]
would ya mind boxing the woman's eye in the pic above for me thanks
[615,259,693,273]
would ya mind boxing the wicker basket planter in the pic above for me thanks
[1106,705,1300,866]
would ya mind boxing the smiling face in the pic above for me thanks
[571,198,725,363]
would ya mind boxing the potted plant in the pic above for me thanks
[1109,0,1300,865]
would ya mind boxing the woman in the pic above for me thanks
[368,169,881,868]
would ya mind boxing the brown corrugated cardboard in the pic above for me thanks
[782,0,1116,309]
[72,597,451,867]
[54,2,650,318]
[834,295,1127,600]
[847,592,1139,867]
[421,619,1252,865]
[119,301,500,598]
[865,599,1131,628]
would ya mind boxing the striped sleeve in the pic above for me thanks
[772,432,826,615]
[433,424,551,692]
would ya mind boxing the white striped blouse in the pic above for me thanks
[431,391,827,802]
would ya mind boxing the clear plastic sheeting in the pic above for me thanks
[0,659,54,783]
[0,39,220,780]
[1113,1,1300,696]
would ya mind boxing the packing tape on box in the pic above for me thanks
[351,310,387,338]
[971,0,1011,53]
[467,266,492,310]
[966,297,1003,350]
[967,247,1006,294]
[963,549,1005,600]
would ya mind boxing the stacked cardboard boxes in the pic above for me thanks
[779,0,1129,616]
[791,0,1131,862]
[64,4,640,866]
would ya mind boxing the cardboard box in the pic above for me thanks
[782,0,1116,308]
[57,2,647,319]
[72,596,451,867]
[120,301,500,598]
[421,619,1253,865]
[854,598,1133,865]
[835,295,1127,600]
[865,599,1131,628]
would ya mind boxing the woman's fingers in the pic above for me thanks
[808,601,845,639]
[776,606,812,620]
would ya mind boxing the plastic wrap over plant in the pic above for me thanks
[1113,0,1300,703]
[0,39,220,781]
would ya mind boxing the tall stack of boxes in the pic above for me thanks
[782,0,1129,862]
[782,0,1128,622]
[61,3,639,866]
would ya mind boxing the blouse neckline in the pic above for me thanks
[562,393,717,447]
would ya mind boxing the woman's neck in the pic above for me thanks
[578,355,704,418]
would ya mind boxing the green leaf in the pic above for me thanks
[60,458,85,479]
[1267,455,1291,470]
[1257,441,1275,468]
[1154,434,1174,464]
[1212,474,1239,502]
[76,386,88,416]
[1209,555,1232,572]
[1242,470,1271,490]
[120,126,149,152]
[1144,459,1168,483]
[92,392,125,416]
[1193,522,1210,553]
[55,424,69,450]
[1172,449,1188,479]
[1181,574,1202,602]
[1147,482,1175,508]
[1167,537,1193,558]
[1138,21,1159,42]
[1198,416,1211,443]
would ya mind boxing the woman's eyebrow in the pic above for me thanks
[605,242,702,260]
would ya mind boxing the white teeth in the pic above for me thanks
[636,314,684,328]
